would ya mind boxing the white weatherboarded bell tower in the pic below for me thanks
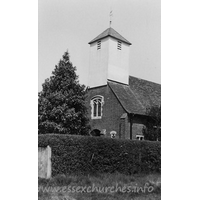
[88,27,132,88]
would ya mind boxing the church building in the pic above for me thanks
[85,27,161,140]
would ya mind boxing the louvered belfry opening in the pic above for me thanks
[117,41,122,50]
[97,40,101,50]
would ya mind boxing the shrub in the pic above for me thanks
[38,134,161,176]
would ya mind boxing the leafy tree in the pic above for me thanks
[38,51,90,135]
[143,105,161,141]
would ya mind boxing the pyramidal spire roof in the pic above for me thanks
[88,27,132,45]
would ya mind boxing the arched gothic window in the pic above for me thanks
[90,96,104,119]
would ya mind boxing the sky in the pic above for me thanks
[38,0,160,92]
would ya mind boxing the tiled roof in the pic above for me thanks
[88,27,132,45]
[108,76,161,115]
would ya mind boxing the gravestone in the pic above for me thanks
[38,145,51,179]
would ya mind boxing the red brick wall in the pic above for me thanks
[86,85,148,139]
[86,85,126,139]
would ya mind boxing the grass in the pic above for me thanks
[38,173,161,200]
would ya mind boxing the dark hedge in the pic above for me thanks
[38,134,161,176]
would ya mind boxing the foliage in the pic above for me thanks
[38,134,161,176]
[143,105,161,141]
[38,51,90,135]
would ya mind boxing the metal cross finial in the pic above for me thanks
[109,10,113,27]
